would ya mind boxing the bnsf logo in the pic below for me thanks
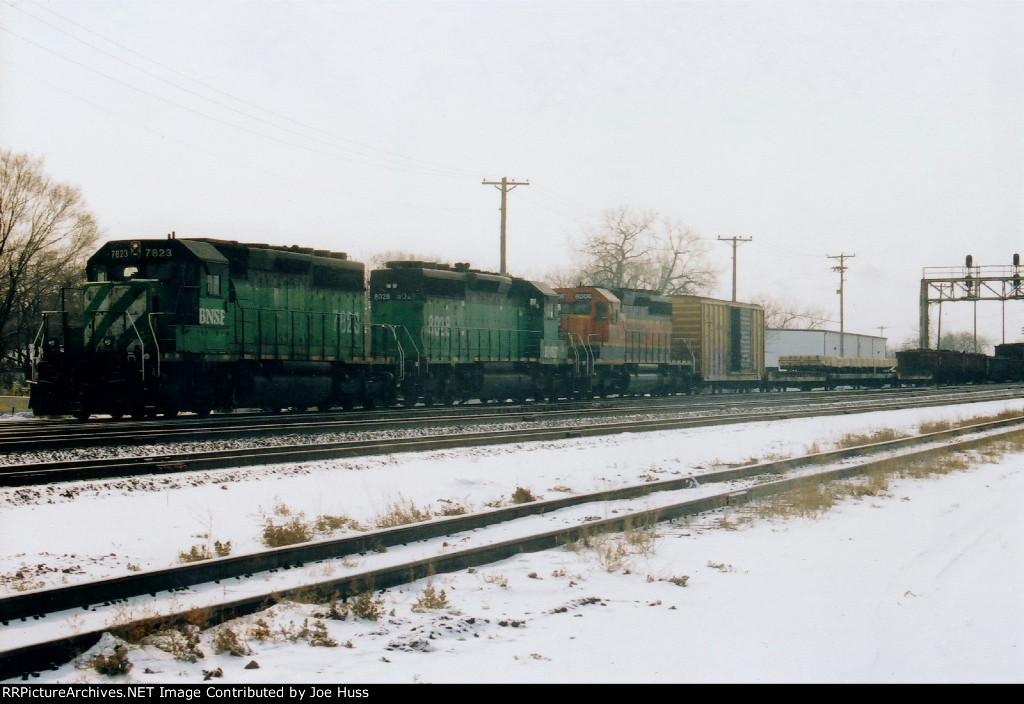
[199,308,226,325]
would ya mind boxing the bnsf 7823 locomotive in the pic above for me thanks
[31,236,367,418]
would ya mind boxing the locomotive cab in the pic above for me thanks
[31,238,228,418]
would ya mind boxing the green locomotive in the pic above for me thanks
[369,261,566,405]
[30,236,367,418]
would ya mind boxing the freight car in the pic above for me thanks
[988,343,1024,383]
[766,356,899,391]
[670,295,765,392]
[895,348,991,386]
[764,328,897,390]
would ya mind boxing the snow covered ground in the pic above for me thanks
[1,398,1022,684]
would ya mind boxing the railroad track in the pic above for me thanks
[2,413,1023,681]
[2,384,1022,487]
[3,383,1020,454]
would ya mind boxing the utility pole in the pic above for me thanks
[718,236,752,301]
[482,177,529,275]
[828,252,855,356]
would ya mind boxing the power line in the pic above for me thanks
[4,3,483,179]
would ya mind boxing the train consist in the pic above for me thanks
[28,236,1024,419]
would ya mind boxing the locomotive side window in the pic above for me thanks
[559,302,572,315]
[595,302,608,320]
[206,274,221,297]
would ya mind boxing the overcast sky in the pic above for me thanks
[1,0,1021,348]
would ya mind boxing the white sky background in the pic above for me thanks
[1,400,1022,683]
[1,0,1022,348]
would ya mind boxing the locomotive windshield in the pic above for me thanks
[91,262,180,282]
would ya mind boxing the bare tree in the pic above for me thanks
[572,206,718,295]
[754,294,832,330]
[0,150,100,373]
[938,330,994,354]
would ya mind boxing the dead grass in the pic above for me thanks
[833,428,908,449]
[564,517,660,573]
[919,408,1023,435]
[434,499,470,516]
[744,428,1024,524]
[212,626,251,657]
[177,540,231,564]
[262,517,313,547]
[374,495,432,528]
[511,486,538,504]
[411,580,450,612]
[91,646,132,676]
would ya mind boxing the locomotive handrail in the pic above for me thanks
[397,325,420,376]
[370,324,416,380]
[148,313,163,378]
[124,311,147,382]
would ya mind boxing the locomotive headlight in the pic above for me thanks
[130,241,141,258]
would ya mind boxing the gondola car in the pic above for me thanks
[895,348,990,386]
